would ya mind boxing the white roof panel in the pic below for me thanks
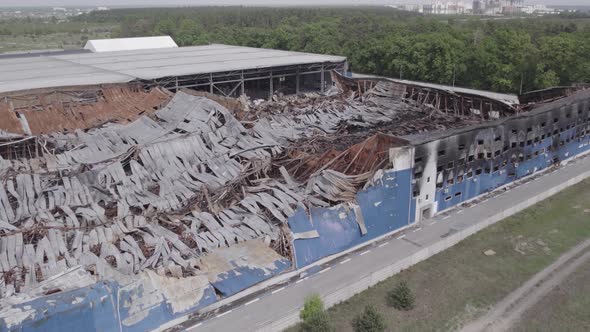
[83,36,178,53]
[0,44,347,94]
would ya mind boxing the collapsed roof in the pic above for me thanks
[0,84,172,135]
[0,76,530,299]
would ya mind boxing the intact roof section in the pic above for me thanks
[0,56,134,94]
[83,36,178,53]
[0,49,90,59]
[57,44,348,79]
[0,44,347,94]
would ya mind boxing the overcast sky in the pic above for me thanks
[1,0,587,7]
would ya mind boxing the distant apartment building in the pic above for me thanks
[423,1,467,15]
[391,0,557,16]
[472,0,524,15]
[392,1,469,15]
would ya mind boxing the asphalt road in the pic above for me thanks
[180,155,590,332]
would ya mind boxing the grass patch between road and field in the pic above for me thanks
[286,178,590,332]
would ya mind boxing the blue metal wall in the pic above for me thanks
[433,132,590,212]
[289,168,413,268]
[210,259,292,297]
[2,280,217,332]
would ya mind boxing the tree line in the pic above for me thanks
[71,7,590,94]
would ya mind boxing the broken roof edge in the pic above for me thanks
[518,85,589,105]
[0,74,135,95]
[402,88,590,146]
[351,73,520,106]
[0,82,145,99]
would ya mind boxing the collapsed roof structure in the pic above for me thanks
[0,73,525,295]
[0,59,588,330]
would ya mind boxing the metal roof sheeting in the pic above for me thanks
[352,73,520,105]
[0,44,347,94]
[83,36,178,53]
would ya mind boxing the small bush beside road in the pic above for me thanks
[300,294,333,332]
[387,281,415,311]
[352,305,386,332]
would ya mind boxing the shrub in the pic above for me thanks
[387,280,415,310]
[301,309,333,332]
[300,294,333,332]
[352,305,386,332]
[300,294,325,321]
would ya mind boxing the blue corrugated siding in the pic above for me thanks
[290,168,413,268]
[210,259,292,297]
[1,282,119,332]
[433,134,590,212]
[3,280,217,332]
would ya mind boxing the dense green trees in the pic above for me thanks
[68,7,589,93]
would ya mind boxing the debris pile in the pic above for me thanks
[0,84,172,135]
[0,79,504,297]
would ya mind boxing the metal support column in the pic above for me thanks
[209,73,213,94]
[269,71,274,100]
[320,65,325,93]
[240,71,245,96]
[296,69,300,95]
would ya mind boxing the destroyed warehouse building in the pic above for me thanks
[0,44,589,332]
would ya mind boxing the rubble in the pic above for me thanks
[0,77,511,298]
[0,84,172,135]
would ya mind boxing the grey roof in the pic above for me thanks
[0,49,90,59]
[0,44,347,94]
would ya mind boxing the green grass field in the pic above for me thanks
[287,179,590,332]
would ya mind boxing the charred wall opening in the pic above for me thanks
[411,97,590,200]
